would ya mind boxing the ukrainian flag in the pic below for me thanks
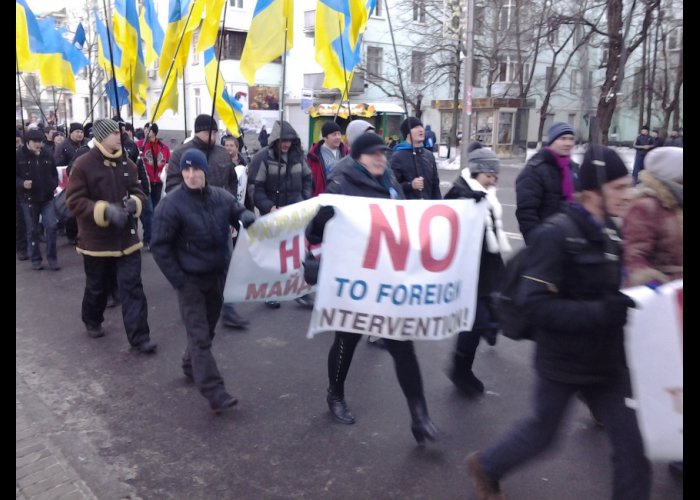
[239,0,294,86]
[16,0,42,72]
[315,0,369,92]
[113,0,148,115]
[93,9,123,80]
[159,0,204,81]
[204,47,243,137]
[139,0,164,68]
[197,0,225,53]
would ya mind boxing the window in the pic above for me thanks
[497,57,528,83]
[83,97,89,119]
[413,1,426,23]
[630,70,641,107]
[218,30,247,60]
[192,32,199,65]
[67,97,73,122]
[472,58,482,87]
[600,42,608,67]
[498,0,515,31]
[668,26,682,51]
[548,26,559,45]
[373,0,382,16]
[228,0,243,8]
[545,66,557,88]
[568,113,576,127]
[572,23,582,45]
[194,87,201,116]
[411,51,425,83]
[304,10,315,33]
[367,46,383,81]
[474,6,485,36]
[497,111,514,144]
[570,69,579,92]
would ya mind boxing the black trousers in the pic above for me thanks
[328,332,425,402]
[81,252,151,347]
[478,372,651,500]
[177,273,228,405]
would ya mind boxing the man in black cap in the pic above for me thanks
[307,120,349,197]
[165,114,247,328]
[16,129,60,270]
[151,148,255,413]
[389,116,441,200]
[467,145,649,500]
[632,125,654,184]
[515,121,579,244]
[54,122,87,166]
[65,118,157,354]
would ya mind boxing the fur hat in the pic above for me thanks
[345,120,375,146]
[400,117,423,139]
[468,148,500,174]
[351,133,390,159]
[578,145,629,190]
[24,129,45,143]
[321,121,341,137]
[91,119,120,143]
[194,114,218,133]
[547,122,574,144]
[179,149,208,175]
[644,147,683,184]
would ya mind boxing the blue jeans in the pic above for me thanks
[21,199,57,266]
[478,372,650,500]
[140,197,154,246]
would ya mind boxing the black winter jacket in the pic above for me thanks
[518,205,628,384]
[515,148,579,244]
[16,145,59,203]
[151,184,247,289]
[389,143,442,200]
[165,137,238,195]
[444,176,504,297]
[54,138,86,167]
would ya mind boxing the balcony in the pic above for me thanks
[303,72,365,97]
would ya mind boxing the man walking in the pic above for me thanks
[389,117,441,200]
[65,119,156,354]
[307,121,349,197]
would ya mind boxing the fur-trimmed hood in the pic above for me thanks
[636,170,682,209]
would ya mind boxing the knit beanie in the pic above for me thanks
[400,117,423,139]
[346,120,375,146]
[321,121,341,137]
[91,119,120,143]
[547,122,574,144]
[351,133,390,159]
[179,148,209,175]
[644,147,683,184]
[69,122,84,134]
[194,114,218,133]
[578,145,629,190]
[469,148,500,174]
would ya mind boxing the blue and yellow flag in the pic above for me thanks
[73,22,86,50]
[239,0,294,86]
[204,46,243,137]
[112,0,148,115]
[139,0,164,67]
[159,0,204,81]
[315,0,369,91]
[151,68,180,122]
[105,77,131,109]
[16,0,43,72]
[197,0,225,53]
[93,9,123,79]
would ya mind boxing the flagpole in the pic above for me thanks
[129,65,134,129]
[383,0,422,197]
[207,0,230,160]
[16,53,26,136]
[51,87,58,125]
[147,0,199,137]
[17,72,49,124]
[102,0,121,113]
[334,18,352,124]
[279,16,288,124]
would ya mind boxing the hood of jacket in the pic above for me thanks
[394,140,419,152]
[267,120,303,160]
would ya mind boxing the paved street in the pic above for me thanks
[17,162,682,499]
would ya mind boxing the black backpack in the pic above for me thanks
[491,213,578,341]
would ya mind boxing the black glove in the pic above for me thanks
[472,191,487,202]
[603,293,637,328]
[105,203,128,229]
[124,197,138,215]
[303,253,320,285]
[239,210,256,229]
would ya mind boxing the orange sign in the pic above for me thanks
[309,103,376,118]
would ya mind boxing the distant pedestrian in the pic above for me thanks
[151,149,256,412]
[632,125,655,184]
[258,124,269,148]
[307,120,349,197]
[423,124,437,151]
[664,127,683,148]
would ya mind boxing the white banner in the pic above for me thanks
[624,280,683,460]
[223,198,321,303]
[306,194,487,341]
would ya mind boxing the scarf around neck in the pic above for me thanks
[461,169,512,254]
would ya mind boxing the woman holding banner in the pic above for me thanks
[304,132,440,444]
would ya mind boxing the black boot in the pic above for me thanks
[221,303,250,329]
[408,397,440,444]
[448,351,484,397]
[326,388,355,424]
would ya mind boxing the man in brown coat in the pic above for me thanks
[66,118,156,354]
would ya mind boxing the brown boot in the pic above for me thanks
[467,452,505,500]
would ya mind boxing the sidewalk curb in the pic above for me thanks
[16,374,139,500]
